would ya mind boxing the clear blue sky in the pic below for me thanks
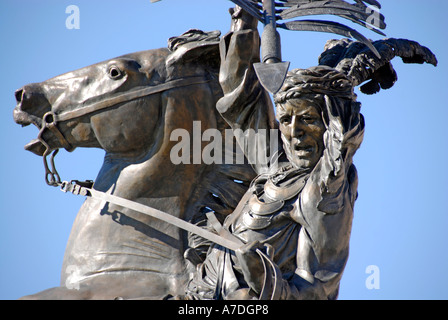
[0,0,447,300]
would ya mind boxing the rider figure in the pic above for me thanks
[184,7,365,300]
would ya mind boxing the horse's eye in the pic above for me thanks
[108,65,123,79]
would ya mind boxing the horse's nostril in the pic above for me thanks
[15,88,24,103]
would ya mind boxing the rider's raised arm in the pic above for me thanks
[216,7,280,175]
[255,93,365,300]
[293,91,365,299]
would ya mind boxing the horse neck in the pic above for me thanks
[90,76,223,220]
[92,148,205,219]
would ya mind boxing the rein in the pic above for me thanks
[38,75,210,186]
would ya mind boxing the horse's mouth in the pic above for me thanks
[13,107,42,126]
[24,138,46,156]
[13,107,46,156]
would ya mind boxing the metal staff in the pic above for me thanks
[253,0,290,94]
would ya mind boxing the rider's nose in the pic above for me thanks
[291,117,305,139]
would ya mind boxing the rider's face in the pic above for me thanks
[277,98,326,170]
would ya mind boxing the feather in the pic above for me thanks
[279,19,381,58]
[339,14,386,36]
[241,1,386,37]
[279,1,386,29]
[273,0,381,9]
[282,1,369,19]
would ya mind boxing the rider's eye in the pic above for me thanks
[108,66,123,79]
[302,116,315,124]
[280,115,291,125]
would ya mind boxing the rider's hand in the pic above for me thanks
[230,5,258,32]
[235,240,266,294]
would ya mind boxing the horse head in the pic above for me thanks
[14,48,170,154]
[13,30,225,186]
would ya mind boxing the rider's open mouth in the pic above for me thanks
[292,143,314,157]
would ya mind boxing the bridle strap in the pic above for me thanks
[56,76,210,122]
[45,116,74,151]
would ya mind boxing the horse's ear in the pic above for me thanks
[166,29,221,71]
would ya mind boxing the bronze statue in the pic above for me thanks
[12,1,437,299]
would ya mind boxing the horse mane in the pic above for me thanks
[165,30,257,254]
